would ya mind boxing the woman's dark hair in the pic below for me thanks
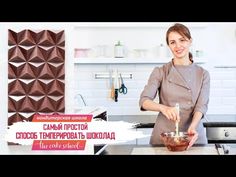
[166,23,193,60]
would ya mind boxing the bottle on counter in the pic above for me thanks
[159,43,166,58]
[195,50,204,57]
[114,41,125,58]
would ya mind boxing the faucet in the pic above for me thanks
[75,94,87,106]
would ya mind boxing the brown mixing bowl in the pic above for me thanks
[160,132,193,151]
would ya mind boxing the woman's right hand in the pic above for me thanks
[160,105,180,122]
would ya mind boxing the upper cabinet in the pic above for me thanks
[71,22,208,64]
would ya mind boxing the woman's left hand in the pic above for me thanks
[187,128,198,150]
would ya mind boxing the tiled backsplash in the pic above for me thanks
[73,63,236,115]
[73,64,154,115]
[208,67,236,114]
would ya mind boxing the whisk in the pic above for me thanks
[175,103,180,137]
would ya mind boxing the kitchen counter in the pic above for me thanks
[1,143,236,155]
[100,144,236,155]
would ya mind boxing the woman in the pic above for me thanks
[139,23,210,148]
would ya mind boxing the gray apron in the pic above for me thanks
[139,61,210,145]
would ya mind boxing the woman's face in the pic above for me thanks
[168,31,192,59]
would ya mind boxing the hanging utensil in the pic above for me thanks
[109,70,115,100]
[114,70,119,102]
[119,73,128,94]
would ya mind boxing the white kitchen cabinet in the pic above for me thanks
[136,128,152,145]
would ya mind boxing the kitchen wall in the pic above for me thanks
[0,22,236,131]
[73,63,160,115]
[71,22,236,116]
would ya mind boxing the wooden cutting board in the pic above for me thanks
[131,146,218,155]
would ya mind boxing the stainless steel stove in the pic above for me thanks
[203,122,236,143]
[204,116,236,155]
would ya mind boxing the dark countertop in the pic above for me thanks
[108,114,236,127]
[133,114,236,128]
[203,122,236,127]
[135,123,155,128]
